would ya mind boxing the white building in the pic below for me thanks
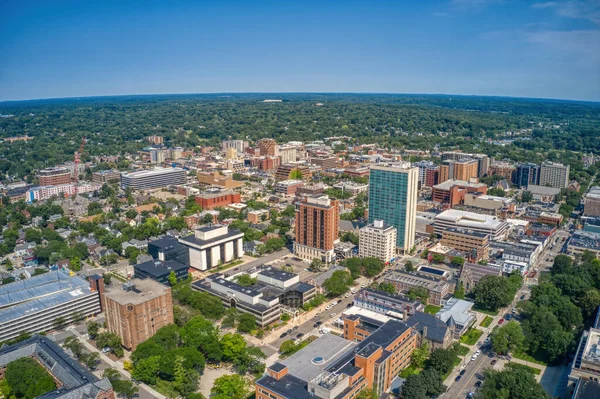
[222,140,248,153]
[179,224,244,270]
[26,183,99,203]
[359,220,397,263]
[332,181,369,195]
[433,209,509,240]
[278,146,298,164]
[539,161,570,188]
[120,167,186,190]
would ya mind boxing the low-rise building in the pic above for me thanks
[197,171,244,189]
[247,209,270,224]
[459,262,503,292]
[274,164,312,181]
[358,220,397,263]
[0,335,115,399]
[430,209,509,241]
[195,190,242,209]
[584,187,600,217]
[526,184,561,203]
[384,270,451,306]
[120,167,186,190]
[332,181,369,195]
[522,211,563,226]
[354,288,423,319]
[431,180,487,207]
[92,169,121,184]
[102,279,174,350]
[275,179,305,196]
[435,298,476,338]
[148,236,190,265]
[568,231,600,259]
[179,225,244,270]
[441,227,489,262]
[134,259,189,285]
[38,166,72,186]
[405,311,453,349]
[463,192,514,211]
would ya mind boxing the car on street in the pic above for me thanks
[286,329,293,335]
[330,313,337,318]
[280,332,288,338]
[344,293,350,298]
[475,381,483,388]
[475,350,481,356]
[455,375,462,382]
[296,333,304,339]
[506,314,512,320]
[498,318,505,325]
[460,369,466,376]
[471,354,477,361]
[467,392,475,399]
[314,321,322,328]
[490,359,497,366]
[293,326,299,331]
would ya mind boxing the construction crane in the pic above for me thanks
[73,136,86,196]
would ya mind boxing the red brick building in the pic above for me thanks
[195,191,241,209]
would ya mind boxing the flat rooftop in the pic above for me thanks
[121,167,184,178]
[258,267,298,282]
[435,209,506,230]
[103,279,170,305]
[433,180,487,190]
[135,259,188,278]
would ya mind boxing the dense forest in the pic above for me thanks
[0,94,599,179]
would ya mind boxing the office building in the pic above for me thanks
[179,224,244,270]
[354,288,423,319]
[26,183,99,202]
[120,167,186,190]
[92,169,121,184]
[441,151,490,177]
[514,163,540,188]
[257,138,277,156]
[134,259,188,285]
[38,167,72,186]
[102,279,174,350]
[197,171,244,189]
[275,180,305,196]
[332,181,369,195]
[148,235,190,265]
[0,271,102,342]
[368,163,418,253]
[226,147,237,160]
[195,190,241,209]
[424,166,439,187]
[294,195,339,263]
[539,161,570,188]
[359,220,397,263]
[149,148,168,164]
[0,335,115,399]
[278,146,298,164]
[458,262,503,292]
[255,319,417,399]
[193,268,315,326]
[147,135,164,145]
[413,161,435,185]
[430,209,509,240]
[383,270,451,306]
[275,164,312,181]
[431,180,488,207]
[568,231,600,259]
[584,187,600,217]
[441,228,489,262]
[222,139,248,153]
[310,156,338,170]
[463,193,514,211]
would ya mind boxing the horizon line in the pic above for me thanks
[1,91,599,106]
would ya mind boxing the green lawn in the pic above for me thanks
[512,351,548,366]
[511,363,542,375]
[479,316,493,328]
[473,306,499,316]
[456,344,470,356]
[399,363,422,378]
[153,378,179,398]
[424,304,441,315]
[460,328,484,345]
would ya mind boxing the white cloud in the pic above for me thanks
[531,1,600,25]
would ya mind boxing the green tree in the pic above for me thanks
[4,357,57,399]
[477,363,548,399]
[234,274,256,287]
[490,321,525,355]
[211,374,249,399]
[87,321,100,339]
[53,316,67,330]
[355,387,378,399]
[411,342,430,368]
[451,256,465,268]
[237,313,256,333]
[407,286,429,301]
[309,258,324,272]
[551,255,573,275]
[279,340,297,356]
[405,260,415,272]
[323,270,353,296]
[472,275,515,311]
[132,355,160,384]
[580,289,600,318]
[426,347,458,375]
[378,282,396,295]
[521,191,533,203]
[220,333,247,362]
[431,253,445,263]
[168,270,178,286]
[103,369,139,399]
[125,209,138,220]
[70,256,81,271]
[454,281,465,300]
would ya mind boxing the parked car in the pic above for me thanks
[490,359,497,366]
[330,313,337,318]
[455,375,462,382]
[460,369,466,376]
[280,332,288,338]
[286,329,293,335]
[475,381,483,388]
[498,318,505,325]
[296,333,304,339]
[293,326,299,331]
[102,347,111,353]
[314,321,323,328]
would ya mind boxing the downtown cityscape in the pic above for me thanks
[1,1,600,399]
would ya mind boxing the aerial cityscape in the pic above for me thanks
[1,1,600,399]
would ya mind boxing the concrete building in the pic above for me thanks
[278,146,298,164]
[459,262,503,292]
[222,139,248,153]
[225,147,237,160]
[441,152,490,177]
[275,180,305,196]
[38,166,72,186]
[539,161,570,188]
[463,193,514,211]
[148,236,190,265]
[294,195,339,263]
[431,180,488,207]
[26,183,99,202]
[359,220,397,263]
[514,163,540,188]
[526,184,561,203]
[275,164,312,181]
[147,135,164,145]
[368,163,418,253]
[0,335,115,399]
[255,319,417,399]
[195,190,241,209]
[430,209,509,240]
[92,170,121,184]
[489,162,516,181]
[120,167,186,190]
[193,268,315,326]
[179,224,244,270]
[310,156,338,170]
[102,279,174,350]
[441,228,489,262]
[568,231,600,259]
[383,270,451,306]
[584,187,600,217]
[257,138,277,156]
[197,171,244,189]
[413,161,436,185]
[0,271,102,342]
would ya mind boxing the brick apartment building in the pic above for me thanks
[294,194,339,263]
[38,167,72,186]
[431,180,488,207]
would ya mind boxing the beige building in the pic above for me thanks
[359,220,397,263]
[539,161,570,188]
[584,187,600,217]
[226,147,237,160]
[441,228,489,261]
[278,146,297,164]
[102,279,174,350]
[197,171,244,188]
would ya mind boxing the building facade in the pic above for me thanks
[179,225,244,270]
[539,161,570,188]
[294,195,339,263]
[514,163,540,188]
[120,168,186,190]
[440,228,489,262]
[102,279,174,350]
[38,167,72,186]
[368,163,418,253]
[584,187,600,217]
[359,220,397,263]
[195,190,241,209]
[92,170,121,184]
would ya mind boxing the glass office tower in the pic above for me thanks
[368,163,418,253]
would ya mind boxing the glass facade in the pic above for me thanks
[368,167,411,249]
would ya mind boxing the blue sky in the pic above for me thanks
[1,0,599,101]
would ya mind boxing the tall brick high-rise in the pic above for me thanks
[294,195,339,263]
[102,279,174,350]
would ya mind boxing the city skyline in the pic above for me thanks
[1,0,599,102]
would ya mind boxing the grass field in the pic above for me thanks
[424,304,441,315]
[456,344,470,356]
[473,307,499,316]
[460,328,484,345]
[479,316,493,328]
[512,363,542,375]
[399,364,422,378]
[512,351,548,366]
